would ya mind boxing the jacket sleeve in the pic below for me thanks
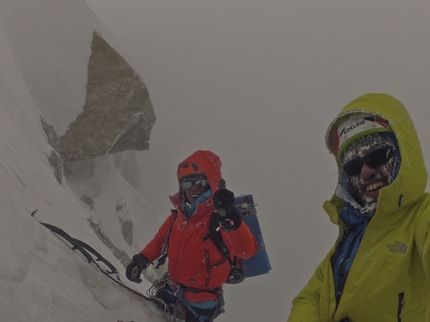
[221,221,258,260]
[140,213,176,263]
[287,255,328,322]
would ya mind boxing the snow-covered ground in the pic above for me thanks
[0,1,168,321]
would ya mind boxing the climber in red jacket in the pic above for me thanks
[126,150,258,321]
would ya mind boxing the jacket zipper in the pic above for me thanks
[205,250,211,287]
[331,229,360,303]
[397,292,404,322]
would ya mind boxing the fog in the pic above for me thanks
[86,1,430,321]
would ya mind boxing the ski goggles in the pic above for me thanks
[342,146,393,177]
[180,176,209,190]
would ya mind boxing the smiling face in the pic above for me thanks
[179,175,209,204]
[342,133,395,210]
[184,183,208,204]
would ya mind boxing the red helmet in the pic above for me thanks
[177,162,205,180]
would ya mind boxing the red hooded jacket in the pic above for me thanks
[140,150,258,302]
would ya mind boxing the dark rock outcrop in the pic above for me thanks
[56,32,156,162]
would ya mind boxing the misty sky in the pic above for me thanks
[86,1,430,321]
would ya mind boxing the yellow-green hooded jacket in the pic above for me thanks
[288,93,430,322]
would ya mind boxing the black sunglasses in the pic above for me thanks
[181,179,208,190]
[342,146,394,177]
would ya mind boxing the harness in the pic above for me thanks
[147,273,224,322]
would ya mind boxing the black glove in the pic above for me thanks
[213,188,235,214]
[213,188,242,231]
[125,253,149,283]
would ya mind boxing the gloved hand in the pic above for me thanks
[213,188,235,214]
[125,253,149,283]
[213,188,242,231]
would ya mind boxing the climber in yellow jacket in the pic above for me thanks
[288,93,430,322]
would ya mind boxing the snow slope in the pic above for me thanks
[0,1,167,321]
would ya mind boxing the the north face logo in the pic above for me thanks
[387,241,407,254]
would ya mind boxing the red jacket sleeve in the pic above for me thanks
[221,220,258,260]
[139,213,176,262]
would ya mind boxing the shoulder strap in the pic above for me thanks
[159,211,234,267]
[208,213,233,266]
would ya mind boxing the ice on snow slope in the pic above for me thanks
[0,0,167,321]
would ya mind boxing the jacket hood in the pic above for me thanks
[325,93,427,218]
[170,150,222,211]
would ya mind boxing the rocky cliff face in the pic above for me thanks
[56,32,156,163]
[39,31,157,265]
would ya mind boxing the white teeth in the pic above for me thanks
[366,181,386,192]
